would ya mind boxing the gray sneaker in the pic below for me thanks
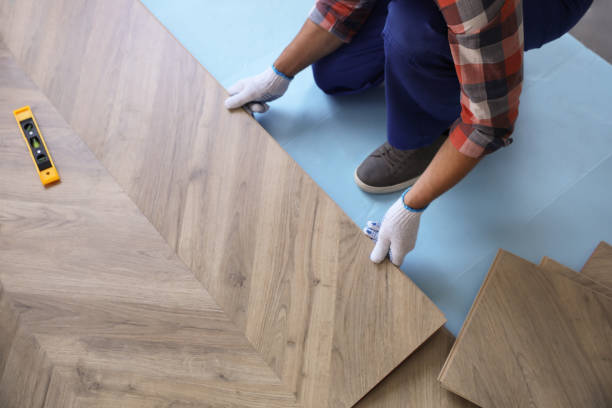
[354,132,448,194]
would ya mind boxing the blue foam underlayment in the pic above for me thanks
[142,0,612,335]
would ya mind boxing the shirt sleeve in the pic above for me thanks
[309,0,377,43]
[434,0,524,158]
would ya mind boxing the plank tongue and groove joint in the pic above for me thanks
[0,0,445,406]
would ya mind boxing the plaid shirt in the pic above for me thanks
[309,0,524,158]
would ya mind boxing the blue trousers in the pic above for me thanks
[312,0,593,149]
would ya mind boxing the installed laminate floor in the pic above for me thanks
[0,43,296,408]
[581,241,612,289]
[356,329,475,408]
[0,0,445,406]
[438,250,612,408]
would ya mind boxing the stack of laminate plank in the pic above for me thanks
[438,242,612,408]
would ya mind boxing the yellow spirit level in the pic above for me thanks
[13,106,60,186]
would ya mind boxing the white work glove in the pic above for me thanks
[224,66,292,114]
[363,193,425,266]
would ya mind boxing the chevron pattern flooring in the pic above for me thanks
[0,0,446,406]
[0,44,298,407]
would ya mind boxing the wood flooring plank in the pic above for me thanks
[58,366,298,408]
[0,42,298,407]
[438,250,612,408]
[0,329,53,408]
[581,241,612,289]
[0,282,19,380]
[356,329,476,408]
[540,257,612,298]
[42,368,78,408]
[0,0,445,406]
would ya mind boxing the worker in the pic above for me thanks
[225,0,592,266]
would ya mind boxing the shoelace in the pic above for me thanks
[379,144,409,169]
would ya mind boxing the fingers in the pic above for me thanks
[243,104,254,116]
[248,102,269,113]
[225,67,289,111]
[363,221,380,241]
[225,79,256,110]
[225,90,252,110]
[363,226,378,241]
[226,88,271,112]
[243,102,269,116]
[243,102,270,116]
[389,241,406,266]
[370,236,391,263]
[227,80,245,96]
[367,221,380,231]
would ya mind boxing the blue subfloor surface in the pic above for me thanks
[142,0,612,335]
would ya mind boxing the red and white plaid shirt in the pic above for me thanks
[309,0,524,158]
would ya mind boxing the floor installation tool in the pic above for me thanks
[13,105,60,186]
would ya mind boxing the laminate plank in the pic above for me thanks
[0,0,445,406]
[42,368,78,408]
[438,250,612,408]
[0,43,297,407]
[0,282,19,379]
[581,241,612,289]
[356,329,476,408]
[54,332,476,408]
[0,329,53,408]
[0,34,444,407]
[540,257,612,298]
[54,366,297,408]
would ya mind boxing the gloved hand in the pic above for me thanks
[363,192,425,266]
[224,66,292,114]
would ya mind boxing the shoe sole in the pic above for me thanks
[353,169,420,194]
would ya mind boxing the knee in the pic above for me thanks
[312,46,385,95]
[312,58,340,94]
[313,56,384,95]
[384,0,448,62]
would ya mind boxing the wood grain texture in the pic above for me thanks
[0,0,445,405]
[0,282,19,380]
[42,369,78,408]
[582,241,612,289]
[0,43,297,408]
[438,250,612,408]
[540,257,612,298]
[0,329,53,408]
[356,329,475,408]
